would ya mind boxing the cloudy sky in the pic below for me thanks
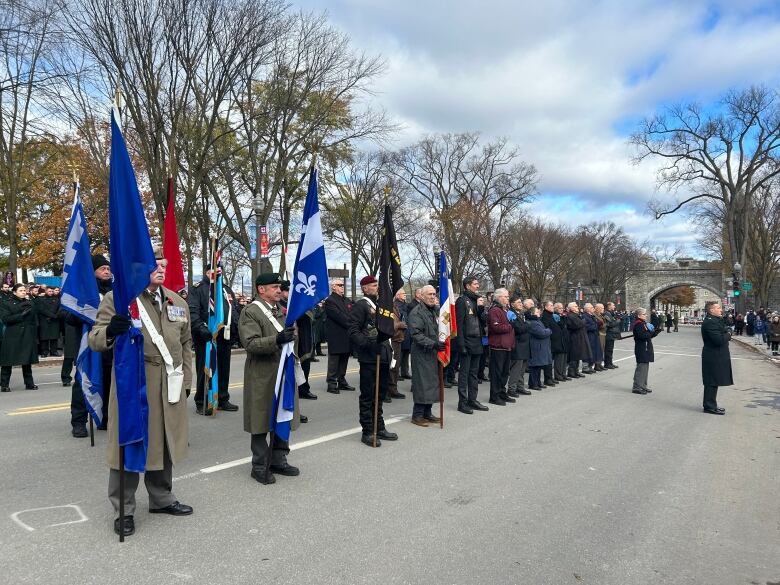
[297,0,780,255]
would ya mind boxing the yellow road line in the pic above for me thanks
[7,368,362,415]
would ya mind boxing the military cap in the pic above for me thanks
[255,272,282,287]
[280,279,290,292]
[360,275,377,286]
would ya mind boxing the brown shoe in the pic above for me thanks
[424,415,441,423]
[411,417,429,427]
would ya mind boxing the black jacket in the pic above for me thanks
[510,314,530,360]
[455,290,485,355]
[603,310,622,340]
[187,277,239,346]
[701,315,733,387]
[348,296,391,364]
[541,309,565,354]
[566,312,590,361]
[36,295,61,340]
[0,296,39,366]
[323,292,352,354]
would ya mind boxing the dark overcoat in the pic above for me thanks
[632,319,659,363]
[323,292,352,354]
[527,317,552,367]
[407,303,440,404]
[36,296,61,341]
[0,296,39,366]
[540,309,565,354]
[583,312,603,362]
[701,315,734,387]
[59,308,82,359]
[510,316,530,360]
[603,310,622,341]
[566,312,590,361]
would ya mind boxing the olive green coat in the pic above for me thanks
[89,289,193,471]
[239,299,300,435]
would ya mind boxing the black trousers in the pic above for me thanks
[489,349,511,400]
[703,385,719,411]
[194,339,232,406]
[444,346,459,382]
[298,359,311,396]
[0,365,34,388]
[61,357,74,383]
[457,350,481,406]
[250,433,290,473]
[529,365,542,388]
[326,352,350,388]
[70,379,87,427]
[478,347,488,378]
[358,360,388,434]
[543,364,554,384]
[568,360,580,376]
[39,339,58,356]
[604,338,615,366]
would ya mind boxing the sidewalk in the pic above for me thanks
[731,334,780,365]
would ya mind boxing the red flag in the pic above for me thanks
[163,176,186,292]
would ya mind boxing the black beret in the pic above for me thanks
[92,254,110,271]
[255,272,282,286]
[280,279,290,292]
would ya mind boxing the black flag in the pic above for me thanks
[376,204,404,341]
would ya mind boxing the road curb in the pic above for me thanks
[731,335,780,367]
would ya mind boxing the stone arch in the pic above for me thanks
[645,281,723,310]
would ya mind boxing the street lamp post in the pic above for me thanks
[433,243,441,288]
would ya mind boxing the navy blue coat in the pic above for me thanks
[527,316,552,367]
[583,312,603,362]
[632,319,659,363]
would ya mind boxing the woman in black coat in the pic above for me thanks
[631,308,659,395]
[0,284,39,391]
[527,309,552,390]
[700,302,733,414]
[565,304,591,377]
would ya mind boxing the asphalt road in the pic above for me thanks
[1,327,778,585]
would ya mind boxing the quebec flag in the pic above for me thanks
[60,182,104,425]
[271,166,329,440]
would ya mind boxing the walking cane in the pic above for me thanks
[89,413,94,447]
[372,353,380,447]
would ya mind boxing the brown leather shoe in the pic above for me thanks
[424,415,441,423]
[411,417,429,427]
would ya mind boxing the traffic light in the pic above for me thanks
[733,274,741,297]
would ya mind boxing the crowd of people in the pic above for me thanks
[0,253,741,537]
[725,309,780,355]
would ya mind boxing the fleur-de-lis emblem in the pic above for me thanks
[295,271,317,296]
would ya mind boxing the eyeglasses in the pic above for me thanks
[334,284,344,287]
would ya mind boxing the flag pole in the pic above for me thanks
[373,353,380,447]
[439,363,444,429]
[89,414,94,447]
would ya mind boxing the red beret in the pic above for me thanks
[360,275,377,286]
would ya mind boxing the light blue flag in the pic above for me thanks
[109,107,157,473]
[205,248,225,412]
[60,183,104,425]
[272,167,329,440]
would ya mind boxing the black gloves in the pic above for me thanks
[197,325,212,343]
[275,326,296,346]
[107,314,132,337]
[436,341,446,352]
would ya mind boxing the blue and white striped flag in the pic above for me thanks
[271,166,329,440]
[60,181,104,425]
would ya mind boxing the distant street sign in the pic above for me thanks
[742,281,753,291]
[328,268,349,278]
[727,290,734,298]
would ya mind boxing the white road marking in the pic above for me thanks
[10,504,88,532]
[195,415,408,476]
[613,348,758,361]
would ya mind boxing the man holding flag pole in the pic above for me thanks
[349,204,404,447]
[239,162,328,482]
[90,100,193,539]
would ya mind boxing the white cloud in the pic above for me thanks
[300,0,780,251]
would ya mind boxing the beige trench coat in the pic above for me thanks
[89,288,192,471]
[238,299,299,435]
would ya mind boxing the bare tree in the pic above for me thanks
[575,221,641,302]
[631,85,780,278]
[389,132,537,288]
[746,177,780,307]
[0,0,58,273]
